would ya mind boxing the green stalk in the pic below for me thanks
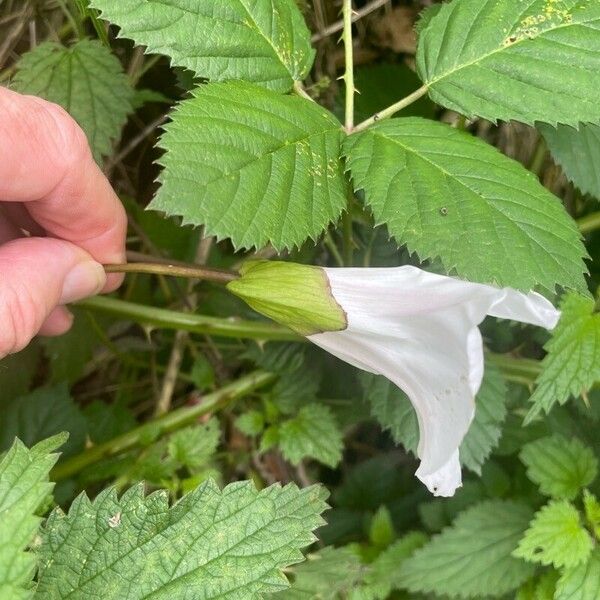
[578,211,600,235]
[342,0,355,133]
[78,296,303,342]
[487,353,542,385]
[52,370,275,480]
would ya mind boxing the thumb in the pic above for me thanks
[0,237,106,358]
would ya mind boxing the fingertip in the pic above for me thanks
[39,306,74,337]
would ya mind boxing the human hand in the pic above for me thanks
[0,87,127,358]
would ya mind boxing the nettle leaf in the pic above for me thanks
[556,547,600,600]
[399,500,535,599]
[90,0,314,92]
[527,293,600,419]
[344,118,587,293]
[277,404,344,468]
[361,363,507,473]
[0,384,87,459]
[152,81,347,251]
[519,435,598,500]
[417,0,600,126]
[540,123,600,200]
[513,500,593,569]
[0,435,65,600]
[12,40,133,161]
[583,490,600,539]
[36,480,328,599]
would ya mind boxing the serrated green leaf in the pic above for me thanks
[12,40,133,161]
[368,506,395,549]
[353,532,428,600]
[527,293,600,419]
[344,118,587,292]
[236,410,266,437]
[278,404,343,468]
[90,0,314,92]
[271,546,364,599]
[0,435,65,600]
[517,571,559,600]
[167,419,220,471]
[0,384,87,459]
[36,480,328,599]
[514,500,593,569]
[583,490,600,539]
[361,363,508,473]
[418,0,600,126]
[540,123,600,200]
[152,81,347,251]
[556,547,600,600]
[519,435,598,499]
[399,500,535,599]
[83,400,137,444]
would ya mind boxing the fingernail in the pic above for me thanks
[60,262,106,304]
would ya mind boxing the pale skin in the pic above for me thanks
[0,87,127,358]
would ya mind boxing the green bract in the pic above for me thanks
[227,261,347,336]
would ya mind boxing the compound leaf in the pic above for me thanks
[152,81,347,251]
[344,118,587,293]
[418,0,600,126]
[90,0,314,92]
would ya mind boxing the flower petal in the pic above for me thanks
[308,266,559,496]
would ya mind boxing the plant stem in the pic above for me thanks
[293,81,315,103]
[104,262,238,284]
[342,209,354,266]
[312,0,389,43]
[51,370,276,480]
[487,353,541,385]
[77,295,303,342]
[578,211,600,235]
[342,0,355,133]
[353,85,429,133]
[529,136,547,177]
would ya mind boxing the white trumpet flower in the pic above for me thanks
[228,262,560,497]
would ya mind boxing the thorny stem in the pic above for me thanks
[77,295,302,342]
[342,0,355,133]
[353,85,430,133]
[104,262,238,284]
[51,370,276,480]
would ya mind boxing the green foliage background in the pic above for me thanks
[1,0,600,598]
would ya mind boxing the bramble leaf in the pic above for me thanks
[514,500,593,569]
[12,40,133,161]
[519,435,598,500]
[36,480,328,599]
[344,118,587,293]
[152,81,347,251]
[418,0,600,126]
[0,435,65,600]
[527,294,600,419]
[89,0,314,92]
[540,123,600,200]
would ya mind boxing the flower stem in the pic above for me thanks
[353,85,429,133]
[104,262,238,284]
[77,295,302,342]
[51,370,276,480]
[342,0,355,133]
